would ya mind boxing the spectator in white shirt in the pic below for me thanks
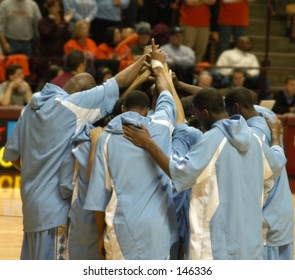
[215,36,260,89]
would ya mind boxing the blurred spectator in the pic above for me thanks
[64,20,97,59]
[35,64,63,92]
[272,0,294,20]
[161,26,195,84]
[122,0,138,27]
[151,23,170,47]
[196,70,213,88]
[272,75,295,114]
[130,21,151,59]
[121,27,136,40]
[34,0,47,16]
[231,68,247,87]
[50,49,86,87]
[95,26,134,73]
[62,0,98,30]
[0,64,32,106]
[286,3,295,42]
[215,36,260,89]
[217,0,248,55]
[95,66,112,85]
[38,0,72,57]
[139,0,178,27]
[90,0,130,45]
[0,0,42,58]
[179,0,216,63]
[64,20,97,75]
[219,68,258,101]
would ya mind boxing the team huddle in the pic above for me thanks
[4,40,294,260]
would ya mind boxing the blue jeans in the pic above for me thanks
[6,38,33,58]
[218,25,246,56]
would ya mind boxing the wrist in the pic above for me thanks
[152,66,164,77]
[151,59,164,69]
[144,137,154,150]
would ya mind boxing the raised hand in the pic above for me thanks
[150,38,166,64]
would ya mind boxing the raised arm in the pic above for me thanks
[267,115,283,147]
[163,68,185,124]
[114,53,149,90]
[173,74,202,96]
[120,68,151,98]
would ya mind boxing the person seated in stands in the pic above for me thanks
[272,0,289,20]
[272,75,295,114]
[215,36,260,89]
[90,0,130,45]
[121,27,136,40]
[50,50,86,88]
[95,67,112,85]
[38,0,72,57]
[64,20,97,75]
[231,68,247,87]
[0,64,32,106]
[95,26,134,73]
[196,71,213,88]
[286,3,295,43]
[151,23,170,47]
[64,20,97,59]
[36,64,63,92]
[131,21,152,60]
[161,26,195,84]
[219,68,258,102]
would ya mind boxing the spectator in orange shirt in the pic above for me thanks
[95,26,134,73]
[217,0,249,55]
[64,20,97,59]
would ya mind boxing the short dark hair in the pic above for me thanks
[111,98,125,118]
[232,68,246,76]
[64,50,85,72]
[95,67,112,84]
[124,90,150,111]
[6,64,22,80]
[104,27,118,47]
[224,86,254,109]
[193,87,225,114]
[181,95,194,120]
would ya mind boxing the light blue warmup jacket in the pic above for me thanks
[169,115,286,259]
[84,91,178,260]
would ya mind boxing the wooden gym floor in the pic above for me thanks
[0,182,294,260]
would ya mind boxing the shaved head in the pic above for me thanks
[63,72,97,94]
